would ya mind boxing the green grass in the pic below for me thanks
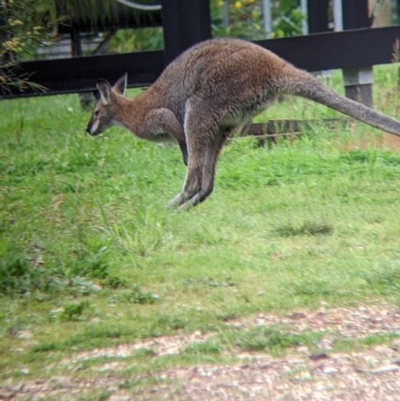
[1,65,400,381]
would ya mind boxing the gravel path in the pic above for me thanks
[2,303,400,401]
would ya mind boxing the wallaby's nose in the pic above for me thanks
[86,125,92,135]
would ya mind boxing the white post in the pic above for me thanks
[262,0,272,38]
[300,0,308,35]
[338,0,374,106]
[332,0,343,31]
[222,0,229,27]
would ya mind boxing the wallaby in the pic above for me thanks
[86,38,400,210]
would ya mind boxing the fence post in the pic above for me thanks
[342,0,373,107]
[307,0,330,33]
[161,0,211,65]
[70,24,82,57]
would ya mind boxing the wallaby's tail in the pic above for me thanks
[293,73,400,137]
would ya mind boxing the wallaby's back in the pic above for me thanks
[148,38,292,125]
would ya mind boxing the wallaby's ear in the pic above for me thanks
[113,73,127,95]
[96,79,112,105]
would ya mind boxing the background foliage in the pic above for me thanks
[0,0,55,94]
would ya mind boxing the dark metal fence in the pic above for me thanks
[2,0,400,100]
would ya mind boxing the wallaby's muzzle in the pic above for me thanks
[86,121,102,136]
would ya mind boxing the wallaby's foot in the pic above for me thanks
[167,193,185,209]
[167,186,213,210]
[167,191,199,210]
[178,193,202,211]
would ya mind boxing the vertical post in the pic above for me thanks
[71,24,94,110]
[222,0,229,27]
[307,0,329,33]
[70,24,82,57]
[342,0,372,28]
[342,0,373,107]
[161,0,211,65]
[300,0,308,35]
[262,0,272,38]
[332,0,343,31]
[306,0,329,78]
[398,0,400,22]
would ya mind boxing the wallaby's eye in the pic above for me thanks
[94,110,100,117]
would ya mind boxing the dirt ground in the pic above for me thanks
[1,303,400,401]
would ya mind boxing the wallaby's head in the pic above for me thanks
[86,74,127,136]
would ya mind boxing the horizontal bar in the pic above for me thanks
[2,50,165,98]
[255,25,400,71]
[2,26,400,99]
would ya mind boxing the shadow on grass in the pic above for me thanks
[274,221,334,237]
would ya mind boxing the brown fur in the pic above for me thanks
[86,38,400,209]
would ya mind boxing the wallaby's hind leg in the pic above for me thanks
[199,126,232,202]
[167,139,207,208]
[177,126,231,210]
[168,107,219,209]
[178,141,188,166]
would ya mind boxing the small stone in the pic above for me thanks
[25,340,39,348]
[372,364,399,374]
[20,368,29,375]
[287,358,304,366]
[323,367,338,374]
[298,371,312,380]
[108,395,132,401]
[72,364,84,372]
[16,330,33,340]
[9,384,23,392]
[317,336,334,350]
[374,345,395,356]
[296,346,309,354]
[50,308,64,314]
[107,385,118,393]
[51,376,74,388]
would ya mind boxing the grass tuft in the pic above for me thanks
[226,326,323,355]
